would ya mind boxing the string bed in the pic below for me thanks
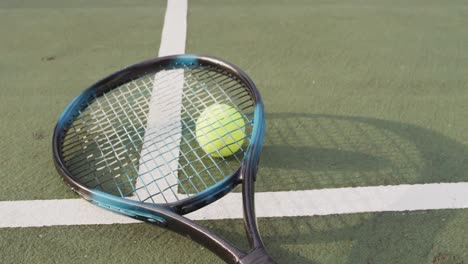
[60,64,254,204]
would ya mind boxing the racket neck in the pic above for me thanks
[241,168,265,250]
[238,247,276,264]
[164,211,245,263]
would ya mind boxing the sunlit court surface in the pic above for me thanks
[1,0,468,263]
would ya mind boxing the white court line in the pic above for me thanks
[1,183,468,228]
[158,0,187,56]
[133,0,187,203]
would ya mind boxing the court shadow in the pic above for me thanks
[256,113,468,192]
[220,112,468,263]
[205,219,320,264]
[264,146,391,172]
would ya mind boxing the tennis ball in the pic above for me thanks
[196,104,246,158]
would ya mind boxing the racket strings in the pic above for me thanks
[130,68,251,201]
[61,74,238,164]
[62,70,249,156]
[61,69,248,156]
[61,64,254,204]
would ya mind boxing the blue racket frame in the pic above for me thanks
[52,55,272,263]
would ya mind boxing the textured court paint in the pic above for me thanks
[0,0,166,201]
[1,183,468,228]
[1,210,468,263]
[1,0,468,262]
[134,0,187,202]
[3,0,468,200]
[187,0,468,192]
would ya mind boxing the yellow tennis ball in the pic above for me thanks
[196,104,246,158]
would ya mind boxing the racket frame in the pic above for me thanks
[52,55,272,263]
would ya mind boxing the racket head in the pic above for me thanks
[53,54,265,217]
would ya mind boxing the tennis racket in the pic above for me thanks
[52,54,274,263]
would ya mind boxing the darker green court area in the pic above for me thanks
[1,0,467,198]
[188,0,468,192]
[1,0,467,263]
[0,0,165,200]
[1,209,467,263]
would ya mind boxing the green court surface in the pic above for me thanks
[1,211,467,263]
[0,0,165,201]
[1,0,468,263]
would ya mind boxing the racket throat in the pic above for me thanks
[238,247,275,264]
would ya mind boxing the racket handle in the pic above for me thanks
[238,247,276,264]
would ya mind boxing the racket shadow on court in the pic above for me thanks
[210,112,468,263]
